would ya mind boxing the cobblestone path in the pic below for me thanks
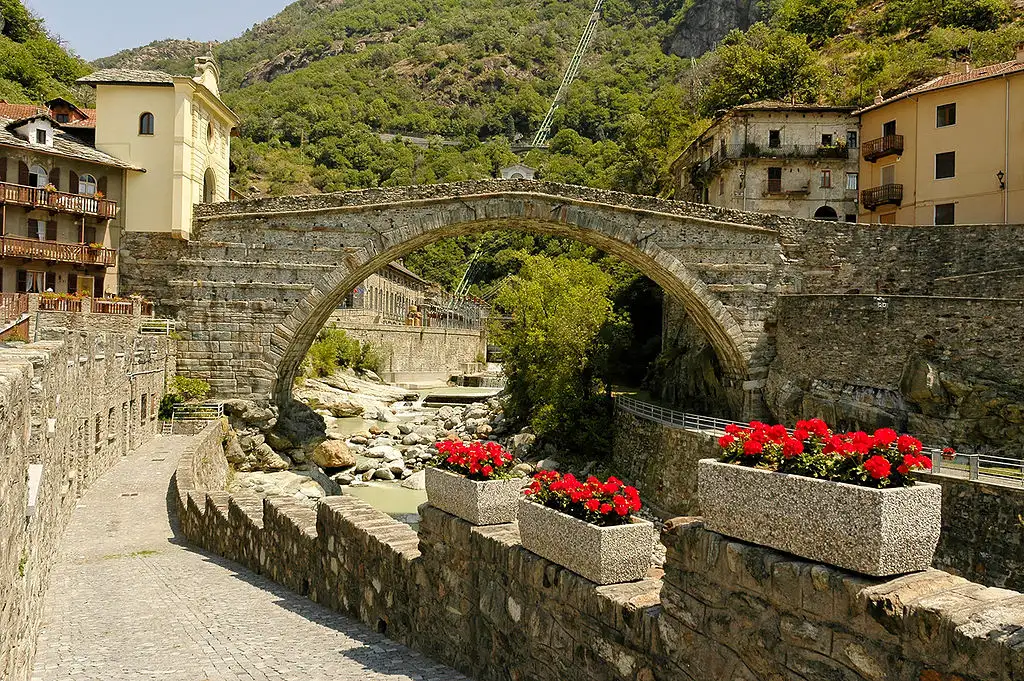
[31,436,470,681]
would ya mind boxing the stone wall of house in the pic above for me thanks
[324,317,486,383]
[612,406,716,517]
[0,330,168,681]
[175,431,1024,681]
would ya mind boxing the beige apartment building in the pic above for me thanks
[857,49,1024,224]
[81,57,239,240]
[672,102,861,221]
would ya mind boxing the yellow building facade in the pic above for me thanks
[857,51,1024,225]
[81,58,239,239]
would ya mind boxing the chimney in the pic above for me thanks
[874,90,883,105]
[963,60,972,74]
[1016,43,1024,63]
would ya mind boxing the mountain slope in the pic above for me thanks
[92,39,213,77]
[0,0,91,104]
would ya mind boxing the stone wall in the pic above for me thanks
[175,435,1024,681]
[325,316,486,384]
[612,406,716,517]
[0,330,168,681]
[767,294,1024,450]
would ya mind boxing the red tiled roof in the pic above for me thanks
[63,108,97,129]
[857,58,1024,114]
[0,102,48,120]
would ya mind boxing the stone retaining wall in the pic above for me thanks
[176,432,1024,681]
[0,330,168,681]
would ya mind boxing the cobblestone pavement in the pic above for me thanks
[31,436,470,681]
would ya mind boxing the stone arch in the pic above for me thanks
[267,215,752,406]
[203,168,216,203]
[814,205,839,221]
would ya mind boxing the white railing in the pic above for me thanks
[140,319,176,336]
[167,402,223,435]
[616,395,1024,487]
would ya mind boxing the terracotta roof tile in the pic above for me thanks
[857,59,1024,114]
[0,102,48,120]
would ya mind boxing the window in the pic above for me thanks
[28,219,44,240]
[847,131,858,149]
[35,129,47,144]
[820,169,832,188]
[16,270,47,293]
[846,172,859,190]
[203,167,216,203]
[769,130,781,148]
[936,103,956,128]
[882,164,896,186]
[140,395,147,424]
[883,120,897,137]
[139,112,155,135]
[78,174,97,196]
[935,203,955,225]
[935,151,956,179]
[845,214,857,223]
[821,133,833,147]
[28,164,47,188]
[767,167,782,193]
[718,177,724,196]
[207,121,215,147]
[55,113,69,123]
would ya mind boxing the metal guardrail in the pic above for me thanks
[616,395,1024,487]
[139,319,176,336]
[167,402,223,435]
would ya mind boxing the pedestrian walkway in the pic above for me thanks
[31,436,469,681]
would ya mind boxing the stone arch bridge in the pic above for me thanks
[121,179,1004,417]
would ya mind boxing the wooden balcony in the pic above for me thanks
[861,184,904,211]
[0,235,116,267]
[861,135,904,162]
[0,182,117,219]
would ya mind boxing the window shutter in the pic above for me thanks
[16,270,26,293]
[0,157,6,183]
[45,220,57,241]
[18,162,29,186]
[45,271,55,291]
[84,225,96,244]
[50,167,60,190]
[69,170,79,195]
[97,176,107,196]
[94,274,104,297]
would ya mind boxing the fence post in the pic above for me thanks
[930,448,942,475]
[969,454,980,481]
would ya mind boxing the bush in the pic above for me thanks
[937,0,1010,31]
[159,376,212,419]
[301,327,383,377]
[770,0,857,42]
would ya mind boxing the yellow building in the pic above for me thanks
[857,49,1024,224]
[80,57,239,239]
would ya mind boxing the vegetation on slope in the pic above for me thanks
[0,0,90,104]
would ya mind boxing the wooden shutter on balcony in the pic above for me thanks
[69,170,79,195]
[45,220,57,241]
[18,162,29,186]
[97,176,107,196]
[50,167,60,191]
[15,270,26,293]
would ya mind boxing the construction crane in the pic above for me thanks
[531,0,605,148]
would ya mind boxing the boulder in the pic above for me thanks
[354,460,376,473]
[398,423,414,435]
[368,445,403,462]
[401,470,426,490]
[313,440,356,469]
[288,448,309,464]
[224,432,246,466]
[389,463,406,476]
[402,433,425,446]
[537,458,560,471]
[349,435,369,445]
[256,443,291,471]
[374,467,396,481]
[264,430,294,452]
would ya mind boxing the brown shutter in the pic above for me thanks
[0,157,6,183]
[44,271,55,291]
[69,170,79,195]
[50,167,60,190]
[45,220,57,241]
[84,225,96,244]
[16,270,26,293]
[18,162,29,186]
[97,175,107,196]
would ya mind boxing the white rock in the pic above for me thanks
[537,458,560,471]
[374,467,396,481]
[401,470,426,490]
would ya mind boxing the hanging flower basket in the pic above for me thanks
[519,473,654,585]
[699,419,941,577]
[425,441,527,525]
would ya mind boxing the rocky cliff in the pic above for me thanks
[665,0,762,58]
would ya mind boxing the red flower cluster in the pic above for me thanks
[434,440,516,481]
[941,447,956,461]
[525,471,642,527]
[717,418,933,488]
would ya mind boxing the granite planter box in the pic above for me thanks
[697,459,941,577]
[424,466,527,525]
[518,498,655,585]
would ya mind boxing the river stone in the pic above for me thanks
[374,467,396,481]
[313,440,356,469]
[389,463,406,475]
[354,460,376,473]
[398,423,414,435]
[264,430,294,452]
[697,459,942,577]
[402,469,426,490]
[349,435,369,445]
[256,444,291,471]
[332,472,356,485]
[437,406,455,420]
[402,433,425,446]
[537,458,560,471]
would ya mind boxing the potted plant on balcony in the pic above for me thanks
[699,419,941,577]
[519,472,654,585]
[425,440,528,525]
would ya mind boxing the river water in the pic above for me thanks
[329,385,503,525]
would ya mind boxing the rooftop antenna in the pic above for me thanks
[531,0,605,148]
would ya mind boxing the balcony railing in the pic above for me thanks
[0,235,117,267]
[861,184,904,211]
[0,182,117,219]
[862,135,904,162]
[690,143,853,186]
[0,292,29,325]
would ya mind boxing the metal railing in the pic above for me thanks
[139,319,176,336]
[167,402,224,435]
[0,181,118,219]
[861,183,903,211]
[862,134,905,162]
[617,395,1024,488]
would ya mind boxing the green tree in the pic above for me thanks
[769,0,857,42]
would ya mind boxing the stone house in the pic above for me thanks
[672,102,860,221]
[856,47,1024,225]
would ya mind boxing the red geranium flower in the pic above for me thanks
[864,455,891,480]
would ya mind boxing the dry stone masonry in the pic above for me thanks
[177,422,1024,681]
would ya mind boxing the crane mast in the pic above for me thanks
[531,0,604,148]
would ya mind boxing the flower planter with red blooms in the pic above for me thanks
[425,440,527,525]
[519,472,654,585]
[700,419,941,577]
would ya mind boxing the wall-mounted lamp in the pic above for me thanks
[998,170,1006,190]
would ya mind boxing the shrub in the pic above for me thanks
[159,376,211,419]
[936,0,1010,31]
[301,327,383,377]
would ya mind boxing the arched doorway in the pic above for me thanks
[814,205,839,221]
[203,168,216,203]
